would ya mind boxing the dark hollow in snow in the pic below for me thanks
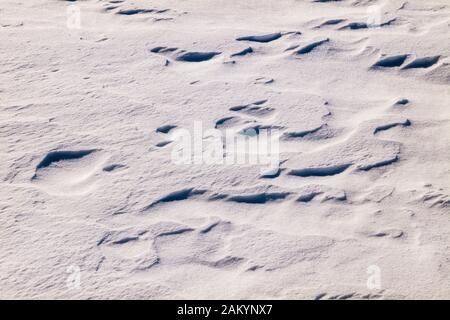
[283,125,323,139]
[227,192,290,204]
[156,124,177,134]
[155,140,172,147]
[288,164,351,177]
[175,51,221,62]
[103,164,125,172]
[395,98,410,106]
[236,33,282,43]
[358,156,399,171]
[150,46,178,54]
[402,56,440,69]
[316,19,346,28]
[116,8,169,16]
[230,47,253,57]
[297,192,322,203]
[144,188,207,210]
[295,39,330,55]
[342,22,368,30]
[373,119,411,134]
[36,150,97,170]
[215,116,239,129]
[372,55,409,68]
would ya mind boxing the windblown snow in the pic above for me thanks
[0,0,449,299]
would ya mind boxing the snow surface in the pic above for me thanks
[1,0,450,299]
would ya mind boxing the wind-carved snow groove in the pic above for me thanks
[296,185,347,203]
[297,192,322,203]
[149,46,221,63]
[368,229,404,239]
[215,116,242,129]
[403,56,440,69]
[288,164,352,177]
[156,124,177,134]
[150,47,178,54]
[176,51,221,62]
[236,32,283,43]
[229,100,274,118]
[116,8,169,16]
[372,55,409,68]
[102,164,126,172]
[157,228,194,238]
[144,189,292,207]
[226,192,291,204]
[35,149,98,171]
[295,38,330,55]
[230,47,253,57]
[143,188,207,210]
[315,291,384,300]
[315,19,346,29]
[358,156,399,171]
[372,55,440,69]
[141,183,347,209]
[282,125,324,139]
[155,140,172,148]
[111,236,140,245]
[260,167,283,179]
[373,119,411,134]
[339,19,397,30]
[200,221,232,234]
[394,98,410,106]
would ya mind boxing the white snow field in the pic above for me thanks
[0,0,449,299]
